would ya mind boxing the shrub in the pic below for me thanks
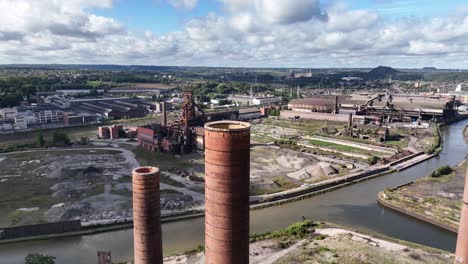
[36,132,45,147]
[367,156,378,165]
[25,253,56,264]
[430,165,453,178]
[51,131,70,147]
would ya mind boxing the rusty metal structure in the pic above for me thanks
[455,167,468,264]
[132,167,162,264]
[204,121,251,264]
[137,91,206,154]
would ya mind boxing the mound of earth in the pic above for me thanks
[275,155,307,170]
[288,162,338,180]
[47,167,78,179]
[45,202,94,221]
[82,166,103,176]
[50,181,90,191]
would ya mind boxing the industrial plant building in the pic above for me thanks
[282,92,460,124]
[136,92,263,154]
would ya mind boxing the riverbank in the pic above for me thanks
[160,221,453,264]
[378,159,467,233]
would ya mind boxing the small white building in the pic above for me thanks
[252,96,282,105]
[14,112,36,129]
[228,95,281,106]
[0,107,18,119]
[0,122,13,131]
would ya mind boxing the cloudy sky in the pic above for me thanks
[1,0,468,68]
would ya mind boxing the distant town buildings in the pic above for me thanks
[289,69,313,78]
[0,106,65,130]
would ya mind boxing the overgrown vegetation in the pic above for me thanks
[275,139,296,145]
[25,253,56,264]
[51,131,71,147]
[249,220,317,242]
[425,126,441,154]
[367,156,379,165]
[430,165,453,178]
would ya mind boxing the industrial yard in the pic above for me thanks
[0,147,202,227]
[0,114,440,228]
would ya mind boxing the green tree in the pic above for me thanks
[25,253,56,264]
[80,137,89,145]
[52,131,70,147]
[36,132,45,148]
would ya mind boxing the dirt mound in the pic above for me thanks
[288,162,338,180]
[47,167,77,179]
[45,202,93,221]
[82,166,103,176]
[318,162,339,176]
[275,154,307,170]
[50,181,90,191]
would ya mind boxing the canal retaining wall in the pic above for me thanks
[0,220,81,240]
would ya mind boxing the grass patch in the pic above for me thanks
[308,139,386,157]
[263,119,346,135]
[251,134,276,143]
[385,138,409,149]
[126,146,192,171]
[86,80,102,87]
[160,175,185,188]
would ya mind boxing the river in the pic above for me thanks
[0,120,467,264]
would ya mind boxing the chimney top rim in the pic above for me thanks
[205,121,251,132]
[133,166,159,176]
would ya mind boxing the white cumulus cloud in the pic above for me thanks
[0,0,467,68]
[168,0,198,10]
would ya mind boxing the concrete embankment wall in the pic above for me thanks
[388,152,424,167]
[0,220,81,240]
[377,193,458,233]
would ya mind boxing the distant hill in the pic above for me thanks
[367,66,399,79]
[364,66,421,81]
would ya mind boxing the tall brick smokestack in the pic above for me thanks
[455,167,468,264]
[162,102,167,127]
[132,167,163,264]
[204,121,251,264]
